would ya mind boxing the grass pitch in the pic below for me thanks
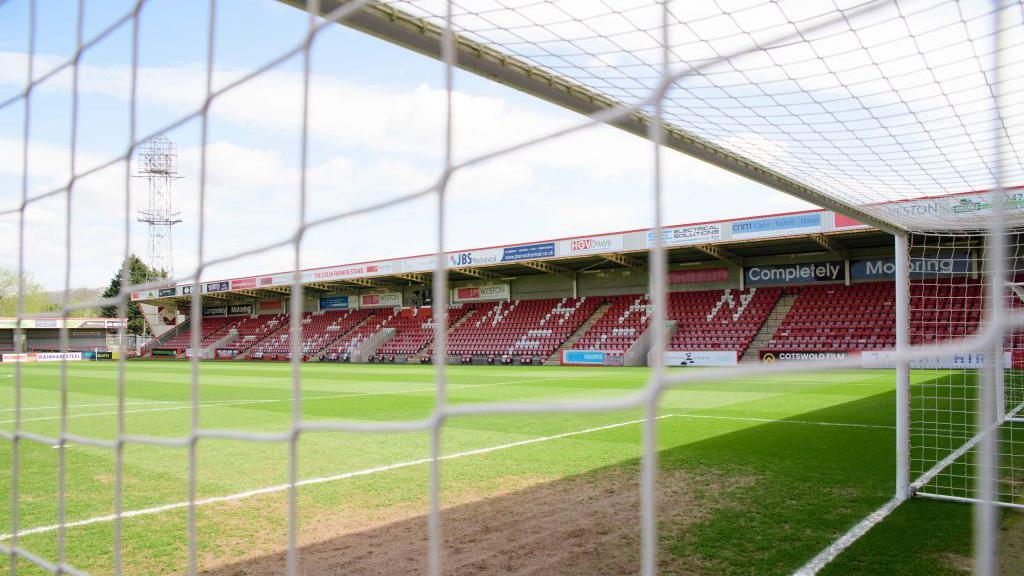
[0,361,998,574]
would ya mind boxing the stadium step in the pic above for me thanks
[448,307,477,334]
[203,324,243,358]
[234,317,290,359]
[143,317,189,356]
[740,293,798,364]
[353,326,398,361]
[308,313,381,361]
[544,302,612,365]
[412,307,479,356]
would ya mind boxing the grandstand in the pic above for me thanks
[0,318,130,359]
[133,199,989,367]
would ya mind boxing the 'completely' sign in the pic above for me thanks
[745,261,844,285]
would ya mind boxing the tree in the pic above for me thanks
[101,255,167,335]
[0,267,58,316]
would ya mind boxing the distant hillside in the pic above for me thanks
[42,287,104,317]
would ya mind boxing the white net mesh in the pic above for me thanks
[0,1,1020,575]
[380,0,1024,230]
[906,230,1024,506]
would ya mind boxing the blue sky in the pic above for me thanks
[0,0,810,291]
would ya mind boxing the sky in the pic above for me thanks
[0,0,817,291]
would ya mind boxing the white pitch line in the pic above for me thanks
[1,400,184,413]
[791,495,905,576]
[0,377,559,425]
[790,401,1024,575]
[0,414,673,541]
[670,413,895,430]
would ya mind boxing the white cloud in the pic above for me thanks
[0,46,807,290]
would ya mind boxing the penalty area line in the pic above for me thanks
[0,414,673,541]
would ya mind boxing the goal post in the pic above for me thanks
[895,232,911,501]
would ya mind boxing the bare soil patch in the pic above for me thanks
[1000,510,1024,576]
[198,466,749,576]
[935,510,1024,575]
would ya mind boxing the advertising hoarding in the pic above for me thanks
[833,212,868,230]
[230,278,256,290]
[745,261,844,286]
[319,296,351,310]
[308,262,393,282]
[36,352,83,362]
[205,281,230,293]
[647,223,723,247]
[359,292,402,308]
[228,304,253,316]
[860,350,1010,369]
[732,213,821,240]
[561,350,609,365]
[449,242,556,268]
[759,350,852,364]
[452,284,511,303]
[664,350,738,367]
[2,352,84,363]
[500,242,556,262]
[850,252,972,280]
[0,318,126,329]
[560,235,623,256]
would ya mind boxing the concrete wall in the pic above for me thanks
[578,268,648,297]
[509,274,574,300]
[577,263,742,297]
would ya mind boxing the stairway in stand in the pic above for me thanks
[308,313,378,361]
[414,307,478,357]
[544,302,612,365]
[740,292,798,364]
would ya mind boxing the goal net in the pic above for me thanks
[907,230,1024,507]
